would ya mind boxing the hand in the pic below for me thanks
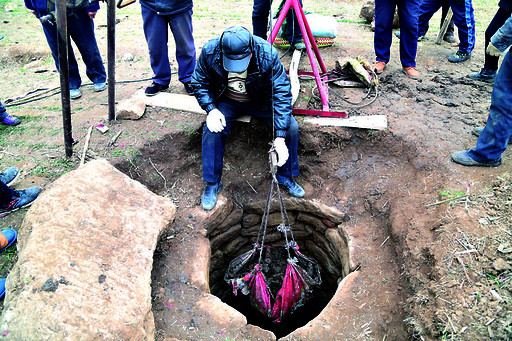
[206,109,226,133]
[88,11,97,20]
[274,137,289,167]
[486,43,503,57]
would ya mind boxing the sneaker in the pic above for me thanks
[0,228,17,253]
[0,186,42,217]
[70,89,82,99]
[145,82,169,96]
[0,167,20,186]
[201,182,223,210]
[451,151,500,167]
[448,51,471,63]
[469,68,496,83]
[293,42,306,50]
[94,82,106,92]
[403,66,420,79]
[443,35,458,44]
[276,175,305,198]
[184,82,194,96]
[394,31,401,39]
[373,61,386,74]
[1,114,20,126]
[471,127,512,143]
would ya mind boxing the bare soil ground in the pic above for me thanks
[1,0,511,340]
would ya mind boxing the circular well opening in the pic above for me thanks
[208,199,351,338]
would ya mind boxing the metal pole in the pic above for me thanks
[107,0,116,121]
[56,0,73,157]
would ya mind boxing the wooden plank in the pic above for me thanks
[303,115,387,130]
[289,49,302,105]
[435,8,453,45]
[134,90,251,122]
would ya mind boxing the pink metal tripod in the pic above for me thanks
[268,0,346,118]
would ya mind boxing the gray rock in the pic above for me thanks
[0,159,176,340]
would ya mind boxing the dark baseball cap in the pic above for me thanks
[221,26,252,73]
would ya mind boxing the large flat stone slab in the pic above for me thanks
[0,159,176,340]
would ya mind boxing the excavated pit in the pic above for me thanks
[114,118,428,340]
[207,200,351,337]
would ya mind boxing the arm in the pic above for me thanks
[191,42,218,114]
[270,48,293,138]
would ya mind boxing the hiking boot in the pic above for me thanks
[451,151,500,167]
[94,82,106,92]
[469,68,496,83]
[70,88,82,99]
[201,182,222,210]
[145,82,169,96]
[373,61,386,74]
[1,114,20,126]
[443,35,458,44]
[448,51,471,63]
[0,186,42,217]
[184,81,194,96]
[0,228,17,253]
[403,66,420,79]
[276,175,305,198]
[471,127,512,143]
[0,167,20,186]
[293,42,306,50]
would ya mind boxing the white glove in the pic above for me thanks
[486,43,504,57]
[206,109,226,133]
[274,137,289,167]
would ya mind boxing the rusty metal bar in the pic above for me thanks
[107,0,116,121]
[56,0,73,157]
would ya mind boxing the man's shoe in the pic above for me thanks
[293,42,306,50]
[451,151,500,167]
[1,114,20,126]
[70,89,82,99]
[403,66,420,79]
[448,51,471,63]
[469,68,496,83]
[0,167,20,186]
[145,82,169,96]
[443,35,458,44]
[373,61,386,74]
[201,182,223,211]
[0,186,42,217]
[276,175,305,198]
[94,82,106,92]
[184,82,194,96]
[0,228,17,253]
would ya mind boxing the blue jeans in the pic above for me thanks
[468,51,512,163]
[202,98,300,183]
[41,9,106,90]
[141,7,196,85]
[418,0,475,54]
[374,0,421,67]
[252,0,304,44]
[0,179,13,208]
[0,101,6,120]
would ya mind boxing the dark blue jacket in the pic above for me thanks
[191,35,293,138]
[24,0,99,16]
[139,0,192,15]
